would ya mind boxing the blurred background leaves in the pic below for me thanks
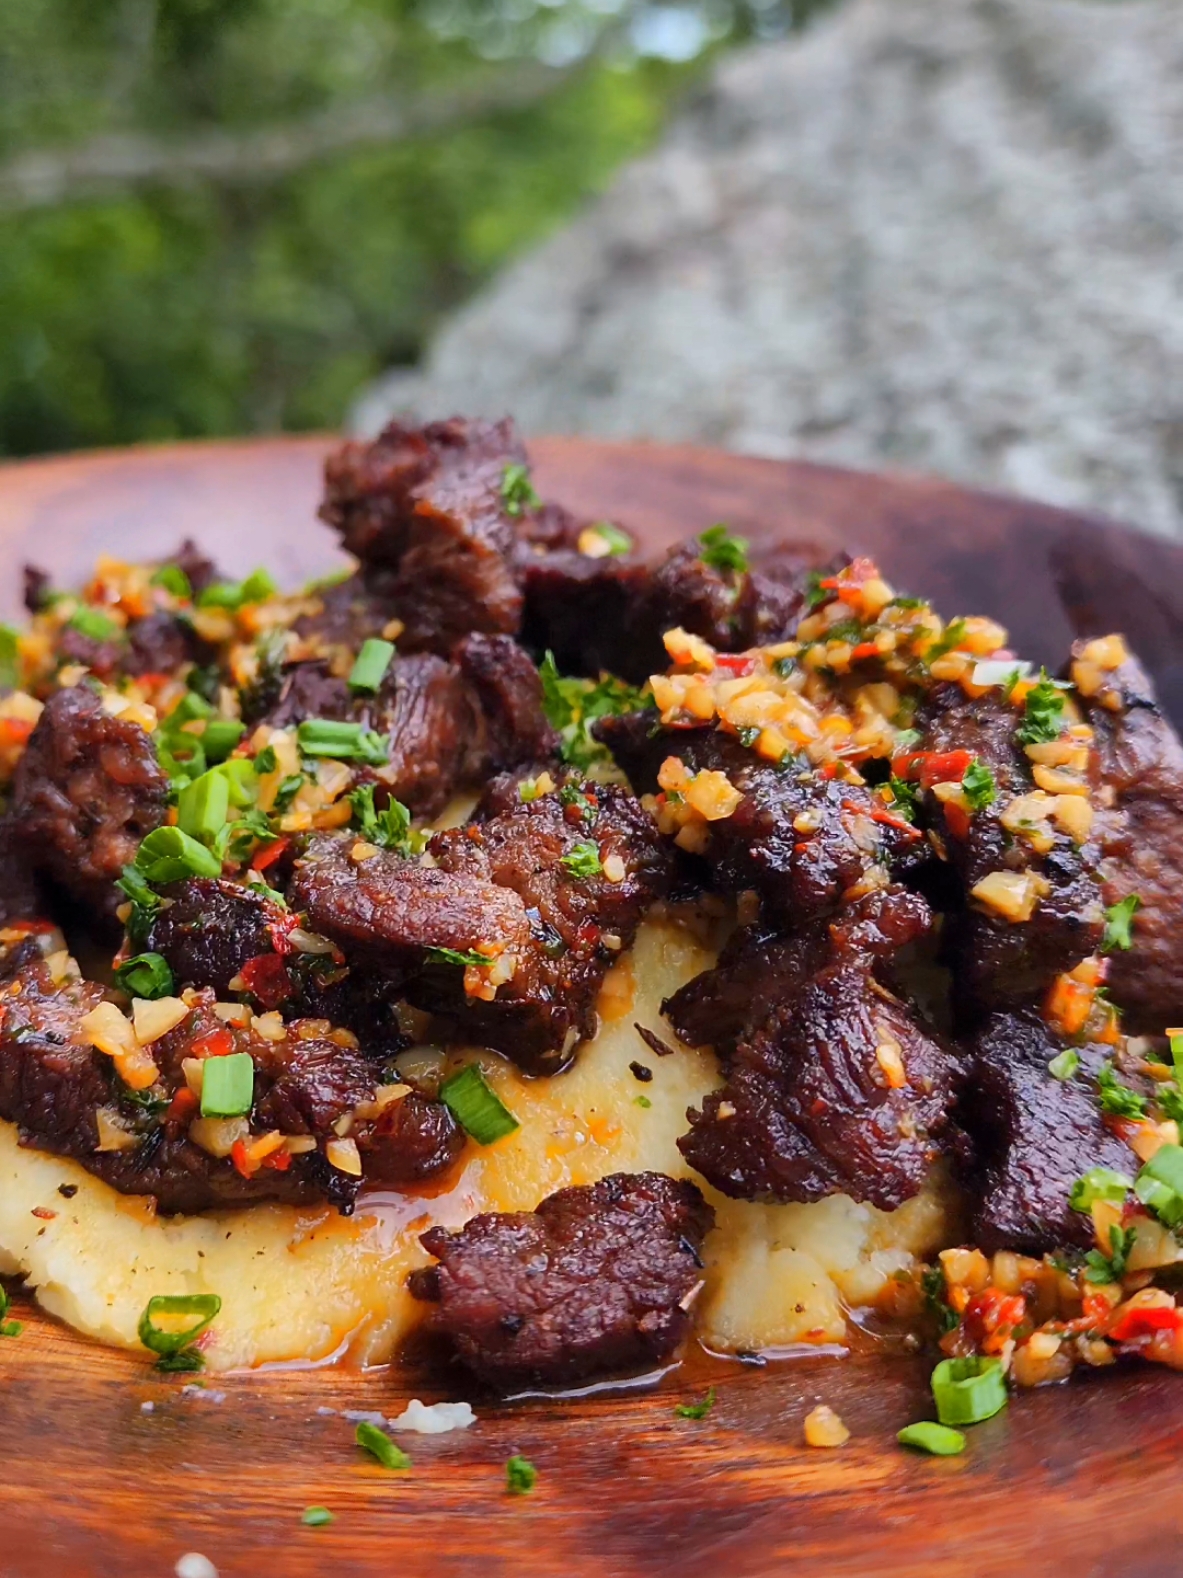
[0,0,834,456]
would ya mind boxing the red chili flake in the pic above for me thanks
[189,1026,235,1061]
[164,1085,199,1134]
[31,1207,56,1221]
[850,642,880,662]
[891,749,974,787]
[714,654,756,676]
[843,798,921,839]
[267,911,300,956]
[251,834,291,875]
[239,952,293,1009]
[963,1288,1027,1346]
[230,1138,256,1180]
[1107,1304,1183,1344]
[261,1148,293,1172]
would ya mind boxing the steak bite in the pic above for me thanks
[0,954,461,1213]
[913,681,1104,1016]
[408,1171,713,1388]
[11,684,169,924]
[961,1010,1137,1255]
[254,637,554,821]
[1072,637,1183,1033]
[597,714,925,925]
[679,892,961,1212]
[293,776,673,1072]
[143,877,406,1055]
[665,885,932,1058]
[319,416,525,653]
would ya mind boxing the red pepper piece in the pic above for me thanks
[1107,1304,1183,1344]
[714,654,756,676]
[891,749,975,788]
[251,834,291,875]
[189,1026,235,1061]
[230,1138,256,1180]
[239,952,292,1009]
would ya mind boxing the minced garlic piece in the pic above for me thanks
[803,1405,850,1448]
[971,870,1050,923]
[131,995,191,1045]
[326,1137,362,1176]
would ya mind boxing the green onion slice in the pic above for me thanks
[1047,1047,1079,1081]
[177,766,230,844]
[1069,1167,1132,1212]
[138,1293,222,1358]
[201,719,246,764]
[68,606,123,642]
[297,718,389,764]
[439,1064,520,1145]
[301,1507,334,1528]
[505,1455,538,1495]
[897,1422,966,1456]
[930,1356,1008,1427]
[1134,1143,1183,1228]
[151,564,192,600]
[200,1052,255,1119]
[134,826,222,883]
[355,1420,411,1470]
[348,638,395,694]
[115,952,175,1001]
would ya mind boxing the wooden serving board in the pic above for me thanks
[2,436,1183,1578]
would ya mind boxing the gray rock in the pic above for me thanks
[354,0,1183,539]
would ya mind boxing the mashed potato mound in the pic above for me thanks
[0,918,956,1371]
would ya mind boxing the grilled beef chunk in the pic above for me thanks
[0,957,460,1213]
[11,685,168,924]
[962,1011,1136,1255]
[665,885,933,1058]
[293,569,402,664]
[597,714,926,924]
[319,416,525,653]
[144,877,406,1054]
[293,778,672,1072]
[124,611,212,679]
[1076,643,1183,1033]
[409,1171,713,1388]
[679,890,959,1211]
[256,637,554,820]
[0,817,47,926]
[520,538,819,685]
[915,682,1104,1016]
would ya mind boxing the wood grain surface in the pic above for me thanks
[2,435,1183,1578]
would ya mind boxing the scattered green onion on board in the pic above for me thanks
[355,1420,411,1471]
[301,1507,334,1528]
[505,1455,538,1495]
[897,1422,966,1456]
[0,1284,23,1338]
[930,1356,1008,1427]
[137,1293,221,1372]
[439,1064,520,1145]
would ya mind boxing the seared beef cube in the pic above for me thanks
[145,876,407,1054]
[0,816,47,926]
[409,1172,713,1388]
[124,611,211,679]
[411,780,673,1070]
[915,682,1103,1014]
[0,957,459,1213]
[962,1011,1136,1255]
[520,538,820,686]
[665,885,932,1056]
[597,713,925,924]
[12,684,168,924]
[319,417,524,653]
[258,639,553,822]
[680,951,959,1212]
[1074,640,1183,1033]
[167,538,220,597]
[293,569,401,664]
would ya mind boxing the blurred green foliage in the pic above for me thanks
[0,0,834,455]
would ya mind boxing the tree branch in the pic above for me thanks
[0,59,574,211]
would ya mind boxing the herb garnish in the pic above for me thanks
[698,524,749,576]
[560,841,602,880]
[0,1285,23,1339]
[674,1387,716,1420]
[505,1455,538,1495]
[1101,895,1141,953]
[355,1420,411,1471]
[538,653,648,771]
[961,758,997,811]
[1083,1222,1132,1284]
[500,462,540,518]
[1016,671,1069,745]
[439,1064,520,1145]
[1096,1062,1148,1119]
[349,784,425,856]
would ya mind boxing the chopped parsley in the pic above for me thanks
[505,1455,538,1495]
[560,841,602,880]
[674,1387,716,1420]
[500,462,540,518]
[887,776,919,822]
[961,758,997,812]
[1083,1222,1132,1285]
[1101,894,1141,953]
[272,773,305,813]
[539,653,648,771]
[0,1284,22,1339]
[1096,1062,1148,1119]
[558,782,596,823]
[925,618,967,661]
[355,1420,411,1471]
[348,784,425,856]
[425,946,489,968]
[1016,671,1069,745]
[698,524,749,576]
[921,1266,958,1336]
